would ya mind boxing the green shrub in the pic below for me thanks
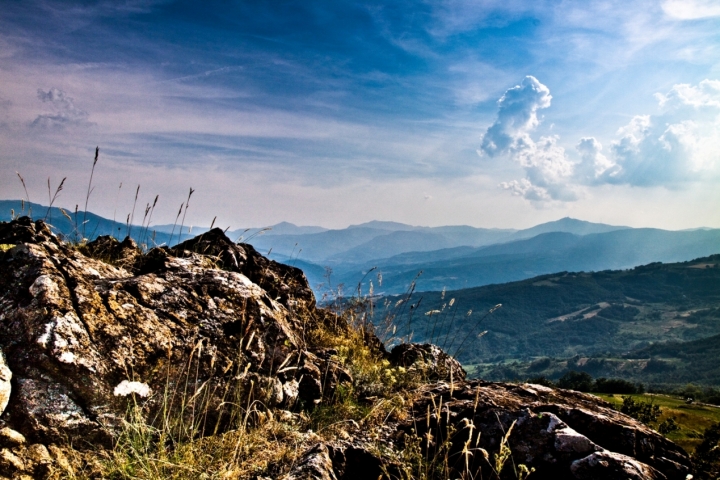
[692,422,720,480]
[620,396,661,425]
[594,377,640,394]
[557,371,594,392]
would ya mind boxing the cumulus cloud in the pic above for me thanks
[479,75,551,155]
[575,137,615,184]
[32,88,90,128]
[655,79,720,109]
[480,76,577,202]
[482,77,720,203]
[594,80,720,187]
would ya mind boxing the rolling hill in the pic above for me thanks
[371,254,720,376]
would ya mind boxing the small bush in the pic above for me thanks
[658,416,679,434]
[620,396,661,425]
[692,422,720,480]
[594,377,640,394]
[557,371,594,392]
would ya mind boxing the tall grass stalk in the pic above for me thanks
[112,183,123,226]
[140,195,159,248]
[44,176,66,222]
[169,202,184,246]
[82,146,99,239]
[451,304,501,359]
[177,187,195,244]
[126,185,140,238]
[16,172,31,218]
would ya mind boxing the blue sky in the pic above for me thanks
[1,0,719,229]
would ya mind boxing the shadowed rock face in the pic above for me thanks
[0,217,694,479]
[393,381,691,480]
[0,218,336,450]
[285,381,691,480]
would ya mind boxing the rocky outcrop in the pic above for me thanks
[0,218,345,450]
[392,380,690,479]
[388,342,466,382]
[0,217,695,479]
[291,381,690,479]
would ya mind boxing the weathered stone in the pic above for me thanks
[0,428,25,448]
[284,443,338,480]
[47,445,71,473]
[570,451,666,479]
[389,342,466,382]
[397,381,690,480]
[0,218,328,446]
[26,443,51,465]
[25,443,53,478]
[0,448,24,474]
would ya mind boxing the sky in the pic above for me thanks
[1,0,719,230]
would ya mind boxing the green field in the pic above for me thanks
[596,393,720,453]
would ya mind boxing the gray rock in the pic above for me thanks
[401,381,690,479]
[0,219,331,445]
[570,451,666,479]
[284,443,337,480]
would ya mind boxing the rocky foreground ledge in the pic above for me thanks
[0,217,691,479]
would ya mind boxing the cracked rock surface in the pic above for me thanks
[0,218,346,477]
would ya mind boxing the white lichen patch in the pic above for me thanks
[29,275,60,298]
[37,312,99,372]
[58,352,76,364]
[86,267,101,278]
[113,380,151,397]
[37,322,54,348]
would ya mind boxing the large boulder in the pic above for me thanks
[288,380,690,479]
[388,342,466,382]
[394,381,691,479]
[0,218,340,451]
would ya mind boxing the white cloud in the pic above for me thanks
[480,76,577,202]
[662,0,720,20]
[32,88,90,128]
[480,75,552,155]
[595,80,720,186]
[483,77,720,202]
[655,79,720,108]
[575,137,615,184]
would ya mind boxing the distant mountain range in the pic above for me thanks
[3,200,719,297]
[250,219,719,295]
